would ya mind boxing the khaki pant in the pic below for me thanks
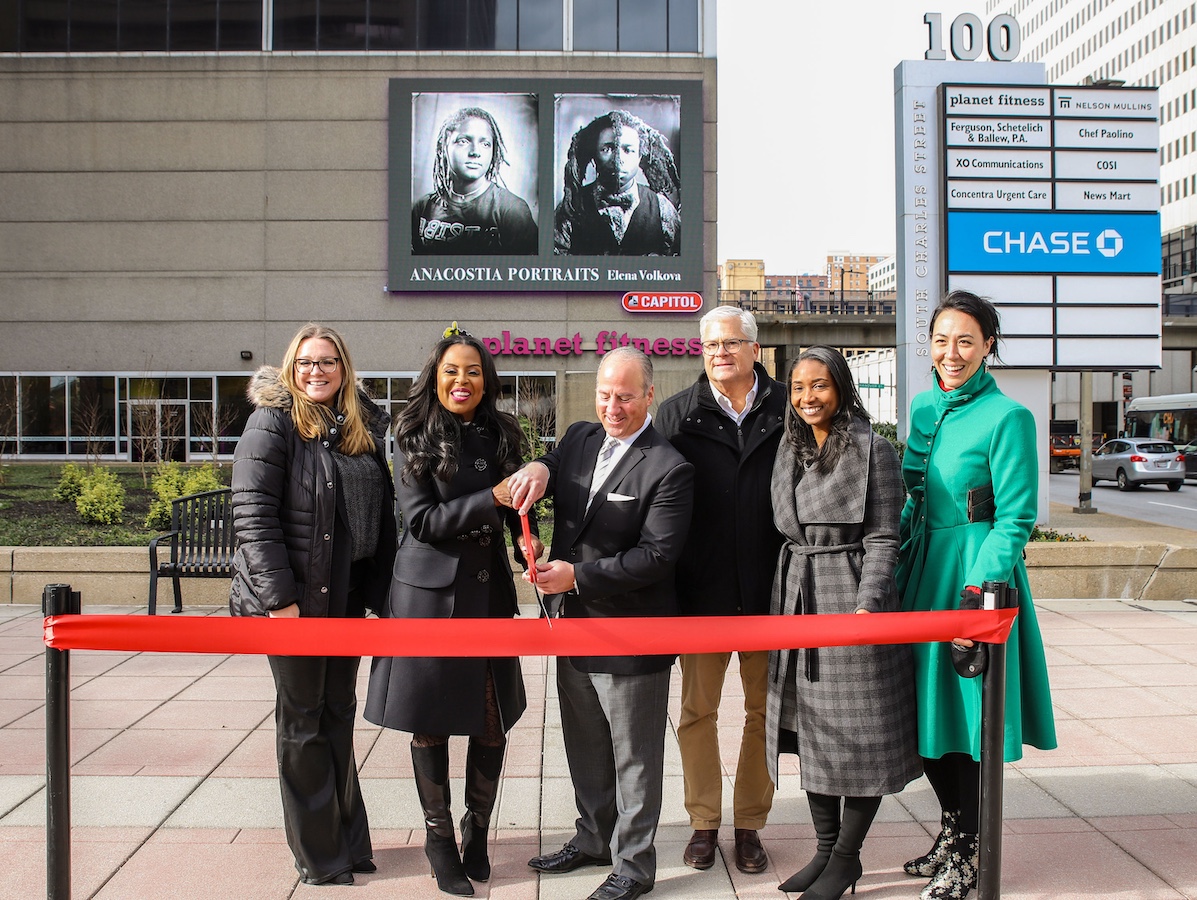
[677,650,774,830]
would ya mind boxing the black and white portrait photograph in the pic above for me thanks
[552,94,682,257]
[410,92,539,255]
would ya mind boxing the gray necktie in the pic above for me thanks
[587,436,620,510]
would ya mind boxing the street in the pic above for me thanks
[1049,470,1197,532]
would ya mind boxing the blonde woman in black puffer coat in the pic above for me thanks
[230,323,396,887]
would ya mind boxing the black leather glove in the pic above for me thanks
[951,586,988,678]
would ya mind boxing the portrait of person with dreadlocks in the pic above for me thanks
[553,108,681,257]
[412,104,538,255]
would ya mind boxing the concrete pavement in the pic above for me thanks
[3,510,1197,899]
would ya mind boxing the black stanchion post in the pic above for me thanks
[44,583,79,900]
[977,579,1015,900]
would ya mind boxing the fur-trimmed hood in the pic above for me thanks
[246,365,390,440]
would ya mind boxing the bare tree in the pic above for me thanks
[0,377,16,485]
[190,399,240,462]
[73,393,111,470]
[516,378,557,461]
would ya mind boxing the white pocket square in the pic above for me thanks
[606,492,636,501]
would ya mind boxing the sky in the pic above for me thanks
[717,1,990,275]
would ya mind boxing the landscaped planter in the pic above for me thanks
[4,543,1196,606]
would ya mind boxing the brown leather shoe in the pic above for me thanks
[683,828,719,869]
[733,828,768,874]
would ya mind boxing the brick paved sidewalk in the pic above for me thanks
[2,597,1196,899]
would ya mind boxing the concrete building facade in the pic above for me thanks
[0,1,718,461]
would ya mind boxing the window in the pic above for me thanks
[20,376,67,455]
[574,0,697,52]
[69,376,118,457]
[3,0,262,52]
[2,0,579,51]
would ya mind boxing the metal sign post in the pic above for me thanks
[977,579,1017,900]
[43,583,79,900]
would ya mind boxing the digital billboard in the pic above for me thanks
[387,78,704,293]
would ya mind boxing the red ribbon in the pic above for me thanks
[43,609,1017,657]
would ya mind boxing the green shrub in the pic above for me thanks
[53,463,86,502]
[76,468,126,525]
[145,462,226,530]
[1030,525,1090,542]
[872,422,906,464]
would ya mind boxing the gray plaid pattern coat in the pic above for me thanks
[765,416,921,795]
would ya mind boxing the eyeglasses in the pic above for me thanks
[294,357,341,373]
[700,339,748,356]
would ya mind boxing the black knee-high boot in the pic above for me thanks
[411,743,473,896]
[800,795,881,900]
[460,739,505,882]
[779,792,840,893]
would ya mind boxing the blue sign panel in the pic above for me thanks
[947,211,1161,274]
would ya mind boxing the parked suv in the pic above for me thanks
[1091,438,1185,492]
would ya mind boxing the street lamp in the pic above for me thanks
[837,264,872,312]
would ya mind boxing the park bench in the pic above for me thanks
[148,488,234,614]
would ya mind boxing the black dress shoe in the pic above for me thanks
[586,873,653,900]
[528,843,612,873]
[300,870,354,886]
[351,859,377,873]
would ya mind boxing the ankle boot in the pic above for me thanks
[460,739,505,883]
[920,831,978,900]
[779,792,840,893]
[410,743,474,896]
[799,795,880,900]
[904,810,960,877]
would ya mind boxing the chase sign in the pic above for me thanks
[947,210,1160,274]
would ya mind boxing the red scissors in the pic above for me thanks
[520,512,552,627]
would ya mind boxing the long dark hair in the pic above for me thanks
[930,289,1002,362]
[559,110,680,220]
[783,345,870,473]
[396,333,524,485]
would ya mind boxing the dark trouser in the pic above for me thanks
[268,654,371,883]
[922,753,981,833]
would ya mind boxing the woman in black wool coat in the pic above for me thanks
[365,325,540,896]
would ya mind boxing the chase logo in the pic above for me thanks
[1096,229,1123,257]
[948,211,1160,275]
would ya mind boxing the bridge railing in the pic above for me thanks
[719,289,897,317]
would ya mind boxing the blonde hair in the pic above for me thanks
[280,324,375,456]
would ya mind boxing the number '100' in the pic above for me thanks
[925,13,1020,62]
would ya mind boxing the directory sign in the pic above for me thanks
[941,83,1160,370]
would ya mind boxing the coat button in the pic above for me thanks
[322,440,330,447]
[320,586,328,593]
[474,458,487,471]
[326,481,334,489]
[323,533,331,541]
[476,570,490,583]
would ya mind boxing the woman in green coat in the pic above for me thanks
[896,291,1056,900]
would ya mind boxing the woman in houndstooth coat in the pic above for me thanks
[765,345,920,900]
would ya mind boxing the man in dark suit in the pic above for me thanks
[507,347,694,900]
